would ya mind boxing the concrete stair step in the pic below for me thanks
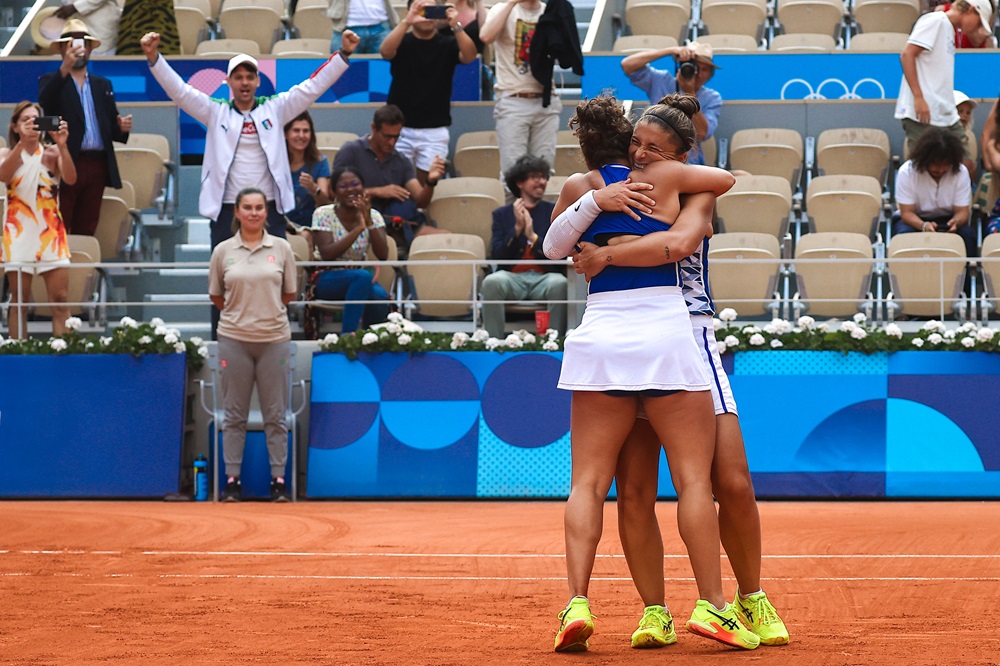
[175,244,212,263]
[143,293,211,325]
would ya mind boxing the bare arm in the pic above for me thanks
[479,0,518,44]
[898,203,930,231]
[0,145,21,184]
[982,100,999,172]
[648,161,735,197]
[52,120,76,186]
[900,43,930,124]
[314,226,366,260]
[210,295,225,310]
[281,292,297,305]
[379,0,421,59]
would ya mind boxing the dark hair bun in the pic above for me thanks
[657,93,701,119]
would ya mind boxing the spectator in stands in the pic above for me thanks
[39,19,131,237]
[619,42,721,166]
[894,0,994,156]
[955,90,979,166]
[141,30,357,249]
[480,0,562,178]
[481,154,566,338]
[327,0,398,54]
[333,104,447,251]
[981,98,1000,234]
[0,103,75,339]
[306,166,391,336]
[934,1,999,48]
[380,0,477,186]
[54,0,120,54]
[892,126,976,256]
[209,186,298,503]
[284,111,330,254]
[117,0,179,55]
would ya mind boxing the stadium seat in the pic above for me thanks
[815,127,891,183]
[94,195,134,260]
[852,0,920,34]
[218,3,284,54]
[30,234,106,326]
[701,134,717,166]
[543,176,569,203]
[453,130,501,179]
[114,144,167,211]
[707,232,782,317]
[315,131,359,169]
[979,233,1000,318]
[728,128,804,190]
[624,0,692,42]
[805,174,884,237]
[847,31,910,52]
[554,130,585,176]
[404,233,486,319]
[776,0,845,37]
[793,231,875,318]
[699,0,767,39]
[695,33,759,53]
[716,174,794,238]
[886,232,968,319]
[271,38,331,56]
[612,34,679,53]
[427,177,505,251]
[770,32,836,52]
[174,0,213,54]
[291,0,333,41]
[195,37,261,57]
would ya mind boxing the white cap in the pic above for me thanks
[968,0,995,35]
[227,53,258,77]
[954,90,977,108]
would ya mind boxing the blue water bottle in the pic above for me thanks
[193,454,209,501]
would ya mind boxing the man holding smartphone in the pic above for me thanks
[380,0,477,186]
[38,19,132,237]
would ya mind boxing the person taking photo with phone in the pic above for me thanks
[620,42,721,166]
[380,0,477,186]
[38,19,131,237]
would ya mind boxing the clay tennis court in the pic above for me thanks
[1,500,997,665]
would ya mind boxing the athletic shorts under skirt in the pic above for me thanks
[558,286,711,392]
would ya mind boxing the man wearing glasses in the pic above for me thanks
[334,104,447,250]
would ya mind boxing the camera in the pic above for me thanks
[422,4,448,18]
[678,59,699,79]
[34,116,61,132]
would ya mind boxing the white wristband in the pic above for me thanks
[543,190,601,259]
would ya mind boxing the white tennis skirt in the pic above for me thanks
[558,286,711,392]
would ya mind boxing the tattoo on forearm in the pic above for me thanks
[663,245,671,260]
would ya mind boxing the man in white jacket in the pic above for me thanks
[140,30,359,248]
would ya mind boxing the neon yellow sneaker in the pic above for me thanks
[685,599,760,650]
[554,596,595,652]
[735,590,789,646]
[630,604,677,648]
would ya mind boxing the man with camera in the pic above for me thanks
[620,42,721,166]
[380,0,477,186]
[38,19,131,236]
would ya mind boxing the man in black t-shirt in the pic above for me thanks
[380,0,477,185]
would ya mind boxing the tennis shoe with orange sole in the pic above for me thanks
[554,596,595,652]
[735,589,789,645]
[631,604,677,648]
[685,599,760,650]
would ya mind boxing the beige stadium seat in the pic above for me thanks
[427,177,506,251]
[195,37,261,57]
[405,233,486,319]
[815,127,891,183]
[31,234,104,322]
[625,0,692,41]
[887,232,967,318]
[292,0,333,41]
[174,0,211,55]
[695,33,759,53]
[793,231,874,318]
[701,134,717,166]
[105,180,138,209]
[453,131,501,179]
[271,38,331,56]
[114,145,167,211]
[219,4,283,53]
[315,131,359,167]
[543,176,569,203]
[980,234,1000,315]
[770,32,836,52]
[94,195,134,260]
[852,0,919,34]
[699,0,767,39]
[370,234,401,301]
[715,174,794,238]
[728,128,804,189]
[707,232,782,317]
[847,31,910,52]
[776,0,844,36]
[554,130,585,176]
[805,175,883,237]
[612,34,679,53]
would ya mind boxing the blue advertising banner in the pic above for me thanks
[308,350,1000,499]
[0,354,187,497]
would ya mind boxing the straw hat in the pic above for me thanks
[51,18,102,49]
[687,41,719,69]
[30,7,68,51]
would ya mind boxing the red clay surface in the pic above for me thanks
[2,501,999,665]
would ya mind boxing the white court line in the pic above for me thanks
[5,549,1000,559]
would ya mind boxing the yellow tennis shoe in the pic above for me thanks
[685,599,760,650]
[630,604,677,648]
[554,596,595,652]
[735,589,790,646]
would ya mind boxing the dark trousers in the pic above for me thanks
[59,153,108,236]
[210,201,287,339]
[892,213,978,258]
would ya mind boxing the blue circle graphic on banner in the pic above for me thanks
[482,354,569,448]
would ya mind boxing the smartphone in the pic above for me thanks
[422,5,449,19]
[34,116,61,132]
[71,38,85,50]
